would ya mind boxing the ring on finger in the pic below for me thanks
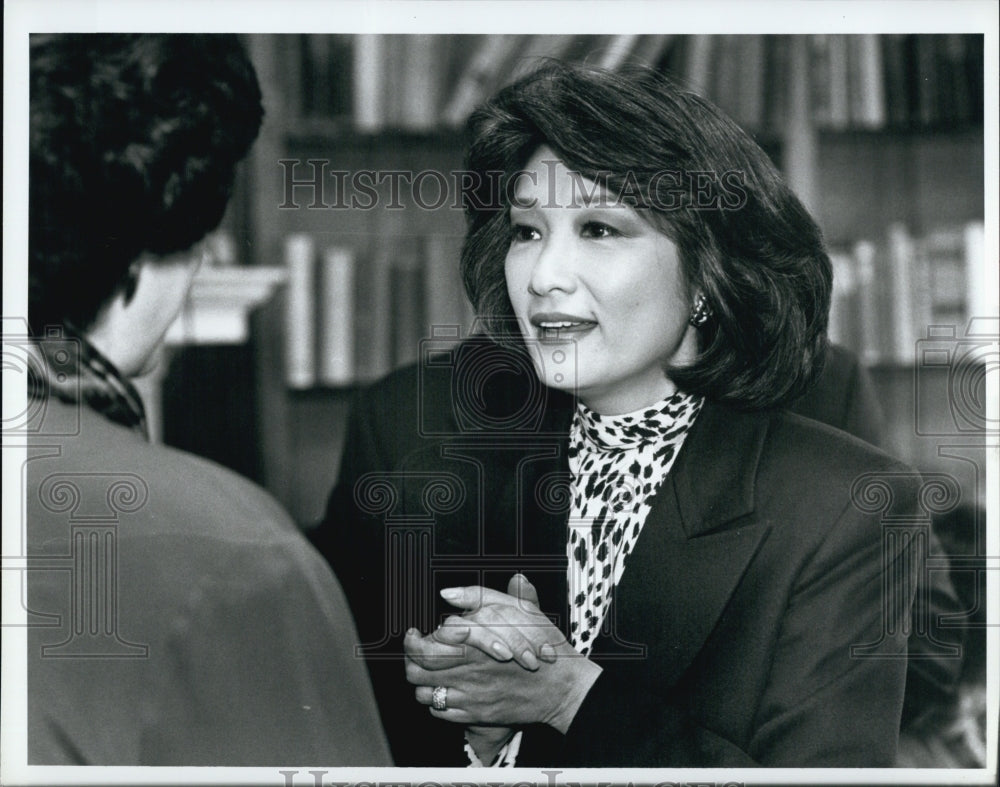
[431,685,448,711]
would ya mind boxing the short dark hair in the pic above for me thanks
[29,34,264,334]
[460,61,831,410]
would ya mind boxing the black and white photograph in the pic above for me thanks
[2,2,997,786]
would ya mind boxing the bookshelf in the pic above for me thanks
[154,34,987,525]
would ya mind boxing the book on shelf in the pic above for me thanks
[354,239,394,383]
[887,223,920,364]
[284,233,316,389]
[281,229,478,389]
[318,247,356,386]
[683,34,714,96]
[597,35,641,71]
[963,222,989,321]
[828,222,983,367]
[913,34,939,128]
[390,246,426,368]
[827,35,851,130]
[506,34,577,83]
[881,34,910,128]
[400,34,444,131]
[288,33,983,135]
[352,34,386,131]
[764,35,789,133]
[853,240,883,365]
[809,35,832,129]
[301,35,352,119]
[631,34,673,70]
[737,35,766,131]
[442,35,522,128]
[856,35,886,129]
[827,249,859,352]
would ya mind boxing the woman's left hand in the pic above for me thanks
[404,584,602,732]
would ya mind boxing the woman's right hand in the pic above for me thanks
[431,574,561,670]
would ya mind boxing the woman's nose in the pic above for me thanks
[527,235,577,296]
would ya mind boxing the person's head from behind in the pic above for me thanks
[29,34,263,376]
[461,61,831,413]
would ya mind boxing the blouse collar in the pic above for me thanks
[574,390,703,452]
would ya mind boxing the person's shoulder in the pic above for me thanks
[31,404,299,544]
[765,408,908,479]
[760,408,919,515]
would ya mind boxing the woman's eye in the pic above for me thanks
[511,224,541,243]
[580,221,621,239]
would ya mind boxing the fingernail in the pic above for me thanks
[440,588,462,601]
[539,643,557,662]
[491,641,513,660]
[522,649,539,670]
[405,627,419,638]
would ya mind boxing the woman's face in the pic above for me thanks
[505,146,699,414]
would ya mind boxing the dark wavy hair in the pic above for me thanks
[29,34,263,335]
[461,61,831,410]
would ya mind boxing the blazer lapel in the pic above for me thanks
[595,401,774,689]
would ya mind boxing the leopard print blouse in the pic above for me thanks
[566,391,703,654]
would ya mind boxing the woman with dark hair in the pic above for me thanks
[314,61,918,767]
[26,34,390,765]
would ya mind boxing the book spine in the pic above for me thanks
[740,35,765,130]
[914,34,937,127]
[887,223,916,364]
[353,34,385,131]
[683,34,713,95]
[318,247,356,386]
[442,35,522,127]
[964,222,989,323]
[391,246,425,368]
[881,34,909,128]
[353,248,393,383]
[854,240,882,365]
[597,34,640,70]
[924,228,967,328]
[857,35,886,129]
[764,35,789,132]
[284,234,316,389]
[827,250,859,352]
[401,34,440,130]
[827,35,850,130]
[846,35,866,128]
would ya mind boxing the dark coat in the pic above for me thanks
[313,338,920,767]
[27,400,391,766]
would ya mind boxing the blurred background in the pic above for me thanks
[146,33,988,528]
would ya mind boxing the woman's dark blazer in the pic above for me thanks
[312,338,920,767]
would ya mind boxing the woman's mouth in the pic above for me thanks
[530,313,597,341]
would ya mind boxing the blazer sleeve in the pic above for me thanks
[560,477,919,767]
[746,489,918,765]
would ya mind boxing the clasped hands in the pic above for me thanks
[403,574,602,738]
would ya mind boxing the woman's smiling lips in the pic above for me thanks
[530,312,598,340]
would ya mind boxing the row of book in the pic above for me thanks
[808,34,984,131]
[282,220,987,390]
[283,34,983,134]
[283,232,475,388]
[828,222,988,366]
